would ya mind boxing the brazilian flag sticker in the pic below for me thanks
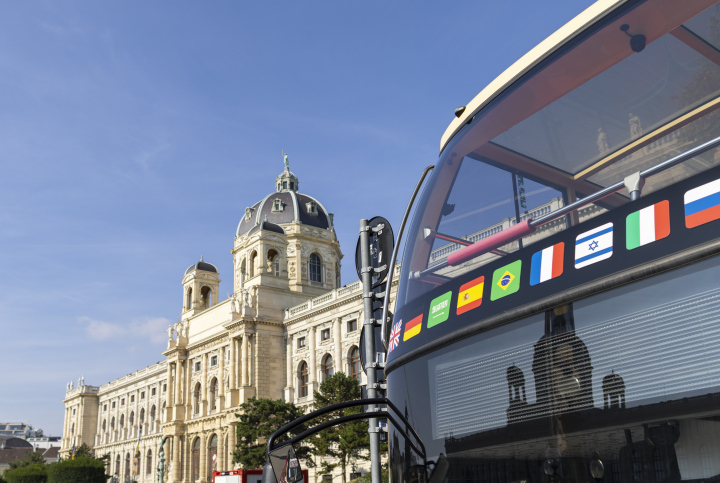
[490,260,522,301]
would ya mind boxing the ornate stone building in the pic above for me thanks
[61,159,397,483]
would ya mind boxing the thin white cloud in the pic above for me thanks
[78,315,169,344]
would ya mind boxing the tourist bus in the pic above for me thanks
[383,0,720,481]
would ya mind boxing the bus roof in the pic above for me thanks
[440,0,627,153]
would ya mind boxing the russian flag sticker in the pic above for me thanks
[529,242,564,286]
[685,178,720,228]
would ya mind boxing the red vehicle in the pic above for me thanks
[213,469,308,483]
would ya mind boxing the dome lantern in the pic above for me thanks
[276,151,299,193]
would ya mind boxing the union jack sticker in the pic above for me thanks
[388,321,402,353]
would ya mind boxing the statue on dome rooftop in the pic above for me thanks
[283,150,289,170]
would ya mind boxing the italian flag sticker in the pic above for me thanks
[626,200,670,250]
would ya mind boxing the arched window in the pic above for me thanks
[208,434,218,476]
[309,254,322,283]
[201,286,212,309]
[161,402,166,423]
[102,419,106,432]
[299,362,309,398]
[194,384,202,415]
[186,287,193,311]
[119,414,124,428]
[192,438,201,481]
[111,417,115,430]
[322,354,334,381]
[268,249,280,276]
[146,449,153,474]
[250,251,257,277]
[71,423,74,436]
[349,347,361,382]
[115,454,120,475]
[129,411,134,426]
[150,405,156,422]
[139,408,145,424]
[124,453,130,479]
[210,378,218,411]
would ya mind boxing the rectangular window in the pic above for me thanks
[194,361,201,372]
[321,328,331,341]
[210,355,218,367]
[130,395,134,403]
[347,320,357,333]
[103,405,107,412]
[140,392,145,400]
[112,402,116,409]
[72,408,76,415]
[162,384,167,393]
[121,399,125,406]
[151,388,156,396]
[297,337,306,349]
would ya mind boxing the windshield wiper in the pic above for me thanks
[413,134,720,279]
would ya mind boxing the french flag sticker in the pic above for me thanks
[685,178,720,228]
[529,242,564,286]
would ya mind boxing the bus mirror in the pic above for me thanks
[428,454,449,483]
[268,444,305,483]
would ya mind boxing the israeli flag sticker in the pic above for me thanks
[575,222,613,269]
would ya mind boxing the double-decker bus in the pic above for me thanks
[384,0,720,482]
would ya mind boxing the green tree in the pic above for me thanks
[233,398,315,470]
[73,443,93,459]
[8,451,46,470]
[311,373,369,483]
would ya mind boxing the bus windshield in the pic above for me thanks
[396,1,720,309]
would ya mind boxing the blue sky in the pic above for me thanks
[0,1,593,436]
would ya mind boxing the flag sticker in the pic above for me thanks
[457,276,484,315]
[388,321,402,353]
[490,260,522,301]
[529,242,564,286]
[685,178,720,228]
[428,291,452,328]
[403,314,422,341]
[626,200,670,250]
[575,223,613,269]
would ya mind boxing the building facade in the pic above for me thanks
[61,160,396,483]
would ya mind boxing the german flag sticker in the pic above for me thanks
[403,314,422,341]
[457,276,484,315]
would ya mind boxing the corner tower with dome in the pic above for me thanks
[59,153,394,483]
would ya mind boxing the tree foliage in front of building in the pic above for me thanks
[3,464,47,483]
[311,372,369,483]
[7,451,46,470]
[233,397,315,470]
[45,456,106,483]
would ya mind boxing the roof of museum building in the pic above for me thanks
[184,256,219,275]
[236,154,333,238]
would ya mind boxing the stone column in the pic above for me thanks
[199,434,207,482]
[333,319,342,373]
[175,361,183,405]
[202,353,209,416]
[219,345,226,410]
[228,424,236,469]
[241,335,249,386]
[286,334,293,387]
[218,431,225,472]
[308,327,317,392]
[166,362,174,407]
[229,338,237,390]
[171,435,181,482]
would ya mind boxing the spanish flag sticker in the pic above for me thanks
[457,276,484,315]
[403,314,422,341]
